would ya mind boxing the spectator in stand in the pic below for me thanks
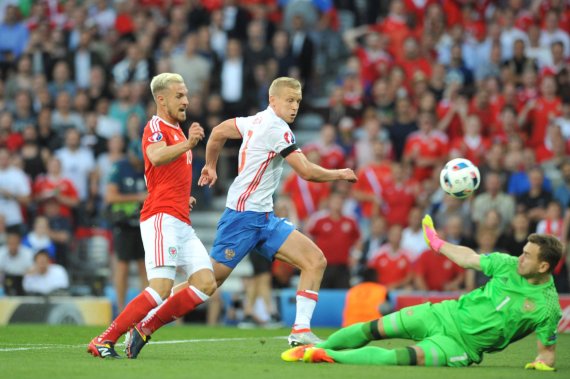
[109,83,146,136]
[0,147,31,234]
[414,244,465,291]
[33,155,79,221]
[388,97,418,161]
[539,10,570,58]
[497,212,531,257]
[381,162,418,227]
[19,125,46,181]
[367,224,413,291]
[343,26,393,90]
[403,111,448,182]
[354,216,387,279]
[0,230,34,296]
[11,90,36,133]
[66,29,104,90]
[51,91,84,135]
[472,171,515,231]
[95,135,125,207]
[304,124,346,170]
[289,14,314,90]
[524,75,562,148]
[433,194,473,235]
[282,148,330,224]
[516,166,553,231]
[42,197,73,268]
[23,249,69,295]
[111,43,151,86]
[449,114,490,167]
[553,160,570,208]
[465,227,498,291]
[55,128,96,202]
[22,216,56,261]
[0,112,24,152]
[436,81,467,141]
[47,61,77,99]
[0,214,6,248]
[354,115,389,169]
[171,33,211,96]
[306,192,360,289]
[0,5,29,69]
[503,39,538,86]
[526,23,553,69]
[352,140,392,223]
[400,206,429,262]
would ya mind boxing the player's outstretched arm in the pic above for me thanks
[198,119,242,188]
[147,122,205,166]
[422,215,482,271]
[525,340,556,371]
[285,151,357,183]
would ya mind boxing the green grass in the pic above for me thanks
[1,325,568,379]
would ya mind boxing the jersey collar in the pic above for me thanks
[153,115,180,130]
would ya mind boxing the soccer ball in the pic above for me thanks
[439,158,481,199]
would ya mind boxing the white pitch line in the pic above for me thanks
[0,336,288,352]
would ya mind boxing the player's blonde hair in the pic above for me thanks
[150,73,184,100]
[268,77,301,97]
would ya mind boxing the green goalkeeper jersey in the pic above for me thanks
[436,253,561,364]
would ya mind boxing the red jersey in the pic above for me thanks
[282,173,330,221]
[353,162,392,218]
[140,115,193,224]
[403,130,448,182]
[414,249,465,291]
[307,212,360,265]
[529,96,562,148]
[33,174,78,218]
[449,135,491,166]
[368,245,412,287]
[381,179,418,227]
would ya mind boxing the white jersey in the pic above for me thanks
[227,107,300,212]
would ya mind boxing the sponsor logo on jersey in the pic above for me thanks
[174,134,179,141]
[169,246,178,258]
[225,248,235,260]
[284,131,295,144]
[148,132,163,143]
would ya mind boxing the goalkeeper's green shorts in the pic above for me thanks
[397,303,471,367]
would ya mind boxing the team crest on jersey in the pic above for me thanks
[168,246,178,258]
[148,132,163,143]
[225,248,235,260]
[522,299,536,312]
[284,131,295,144]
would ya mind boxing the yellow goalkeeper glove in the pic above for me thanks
[524,360,555,371]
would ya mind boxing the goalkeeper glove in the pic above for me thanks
[422,215,445,253]
[524,360,555,371]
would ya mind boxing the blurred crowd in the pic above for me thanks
[0,0,569,307]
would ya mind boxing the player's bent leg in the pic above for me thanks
[415,335,470,367]
[188,268,217,296]
[211,259,234,287]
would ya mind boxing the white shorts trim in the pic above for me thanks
[140,213,213,280]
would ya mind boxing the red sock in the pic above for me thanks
[140,287,205,335]
[99,289,159,343]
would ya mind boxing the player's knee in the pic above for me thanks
[191,272,218,296]
[303,248,327,273]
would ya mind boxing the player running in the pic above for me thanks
[123,77,357,358]
[87,73,216,358]
[282,214,562,371]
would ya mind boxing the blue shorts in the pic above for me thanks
[210,208,296,268]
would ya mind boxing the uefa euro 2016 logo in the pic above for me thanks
[284,131,295,144]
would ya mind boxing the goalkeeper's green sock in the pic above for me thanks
[316,321,380,350]
[325,346,417,366]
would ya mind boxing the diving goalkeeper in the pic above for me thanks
[282,215,562,370]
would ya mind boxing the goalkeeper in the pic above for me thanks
[282,215,562,370]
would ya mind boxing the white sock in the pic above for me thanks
[293,290,318,331]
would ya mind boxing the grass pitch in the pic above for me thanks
[1,325,568,379]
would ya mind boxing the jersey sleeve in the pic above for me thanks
[266,122,299,156]
[234,117,246,137]
[535,305,562,346]
[480,252,518,277]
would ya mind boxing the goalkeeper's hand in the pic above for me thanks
[524,360,555,371]
[422,215,445,253]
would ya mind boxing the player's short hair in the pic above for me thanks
[150,73,184,100]
[528,233,563,273]
[268,77,301,97]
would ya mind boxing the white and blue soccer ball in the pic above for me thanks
[439,158,481,199]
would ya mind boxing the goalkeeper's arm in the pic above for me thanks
[422,215,482,271]
[525,340,556,371]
